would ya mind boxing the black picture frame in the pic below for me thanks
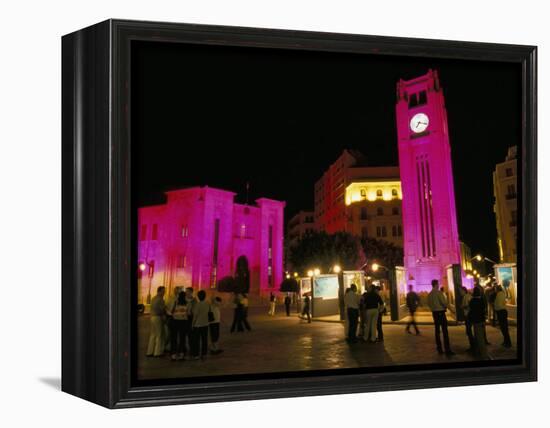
[62,19,537,408]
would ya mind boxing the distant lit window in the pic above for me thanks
[181,225,189,237]
[392,189,398,198]
[377,207,384,216]
[151,224,158,240]
[240,224,246,238]
[140,224,147,241]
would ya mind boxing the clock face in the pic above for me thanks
[410,113,429,133]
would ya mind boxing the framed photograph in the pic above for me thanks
[62,19,537,408]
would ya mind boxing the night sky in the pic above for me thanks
[131,40,521,262]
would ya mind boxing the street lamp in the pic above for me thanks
[314,268,321,276]
[307,270,314,277]
[372,263,380,272]
[332,264,341,273]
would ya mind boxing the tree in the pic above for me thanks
[361,237,404,270]
[288,230,366,274]
[280,277,299,293]
[216,255,250,293]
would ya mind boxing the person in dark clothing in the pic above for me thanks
[301,295,311,323]
[230,293,244,333]
[494,285,512,348]
[241,293,252,331]
[460,286,475,352]
[405,284,421,335]
[468,287,489,359]
[284,294,292,316]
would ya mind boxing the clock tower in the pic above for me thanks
[395,69,463,291]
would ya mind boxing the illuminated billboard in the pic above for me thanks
[313,275,339,300]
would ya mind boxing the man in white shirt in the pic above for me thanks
[427,280,454,356]
[344,283,360,343]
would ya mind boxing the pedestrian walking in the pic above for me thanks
[494,285,512,348]
[268,292,276,316]
[146,286,167,357]
[362,285,383,343]
[405,284,420,335]
[230,293,244,333]
[427,280,454,356]
[375,286,385,342]
[344,283,360,343]
[169,290,188,361]
[301,294,311,323]
[241,293,252,331]
[460,286,475,352]
[190,290,210,360]
[284,294,292,316]
[209,296,223,355]
[468,287,489,359]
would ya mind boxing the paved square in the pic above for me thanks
[137,305,517,380]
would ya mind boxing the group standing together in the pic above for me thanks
[344,284,385,343]
[146,286,223,361]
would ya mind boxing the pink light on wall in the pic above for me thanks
[137,186,285,301]
[395,70,464,292]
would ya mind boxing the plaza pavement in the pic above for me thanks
[137,305,517,380]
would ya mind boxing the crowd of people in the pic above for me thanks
[146,286,223,361]
[146,278,513,363]
[340,278,513,360]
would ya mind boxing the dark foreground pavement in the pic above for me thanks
[137,305,517,380]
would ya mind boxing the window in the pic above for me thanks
[408,93,418,108]
[377,207,384,216]
[418,90,427,105]
[381,226,387,237]
[398,225,403,236]
[506,168,514,177]
[140,224,147,241]
[510,210,517,227]
[506,184,516,200]
[181,225,189,237]
[360,189,366,198]
[151,224,158,240]
[392,189,398,199]
[177,254,186,269]
[240,224,247,238]
[376,189,383,198]
[361,227,368,239]
[360,207,368,220]
[392,226,397,237]
[392,207,399,215]
[376,226,382,237]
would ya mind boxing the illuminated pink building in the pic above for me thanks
[395,70,465,291]
[138,186,285,301]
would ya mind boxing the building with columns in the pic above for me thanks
[138,186,285,302]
